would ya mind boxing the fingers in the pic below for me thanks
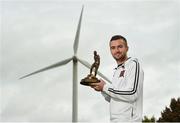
[90,84,98,91]
[90,85,96,88]
[90,85,101,91]
[90,83,97,88]
[90,83,99,86]
[89,79,105,91]
[93,86,100,91]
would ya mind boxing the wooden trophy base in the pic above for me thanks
[80,74,99,86]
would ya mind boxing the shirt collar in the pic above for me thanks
[115,57,131,69]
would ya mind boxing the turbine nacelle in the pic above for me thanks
[73,55,78,62]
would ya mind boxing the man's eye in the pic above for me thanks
[118,45,123,48]
[111,46,115,49]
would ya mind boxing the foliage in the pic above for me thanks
[157,97,180,122]
[143,97,180,122]
[142,115,156,122]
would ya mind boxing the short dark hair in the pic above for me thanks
[110,35,127,43]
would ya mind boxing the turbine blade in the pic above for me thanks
[19,57,73,79]
[73,5,84,55]
[77,57,91,69]
[77,57,112,84]
[97,71,112,84]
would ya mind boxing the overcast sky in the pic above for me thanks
[1,0,180,122]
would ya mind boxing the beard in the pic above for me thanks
[113,52,127,62]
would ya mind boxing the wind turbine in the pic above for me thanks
[20,6,111,122]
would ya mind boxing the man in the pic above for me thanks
[91,35,144,122]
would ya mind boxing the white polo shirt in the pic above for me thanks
[102,57,144,122]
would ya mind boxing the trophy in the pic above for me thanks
[80,51,100,86]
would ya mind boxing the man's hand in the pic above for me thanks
[90,79,105,91]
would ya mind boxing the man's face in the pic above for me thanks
[110,39,128,62]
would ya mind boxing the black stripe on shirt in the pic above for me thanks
[108,60,140,95]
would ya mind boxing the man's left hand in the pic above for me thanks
[90,79,105,91]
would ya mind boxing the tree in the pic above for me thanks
[157,97,180,122]
[142,115,156,122]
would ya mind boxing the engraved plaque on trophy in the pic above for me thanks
[80,51,100,86]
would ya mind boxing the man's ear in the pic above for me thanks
[126,46,129,52]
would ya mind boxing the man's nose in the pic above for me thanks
[115,47,119,52]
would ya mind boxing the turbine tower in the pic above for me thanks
[20,6,111,122]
